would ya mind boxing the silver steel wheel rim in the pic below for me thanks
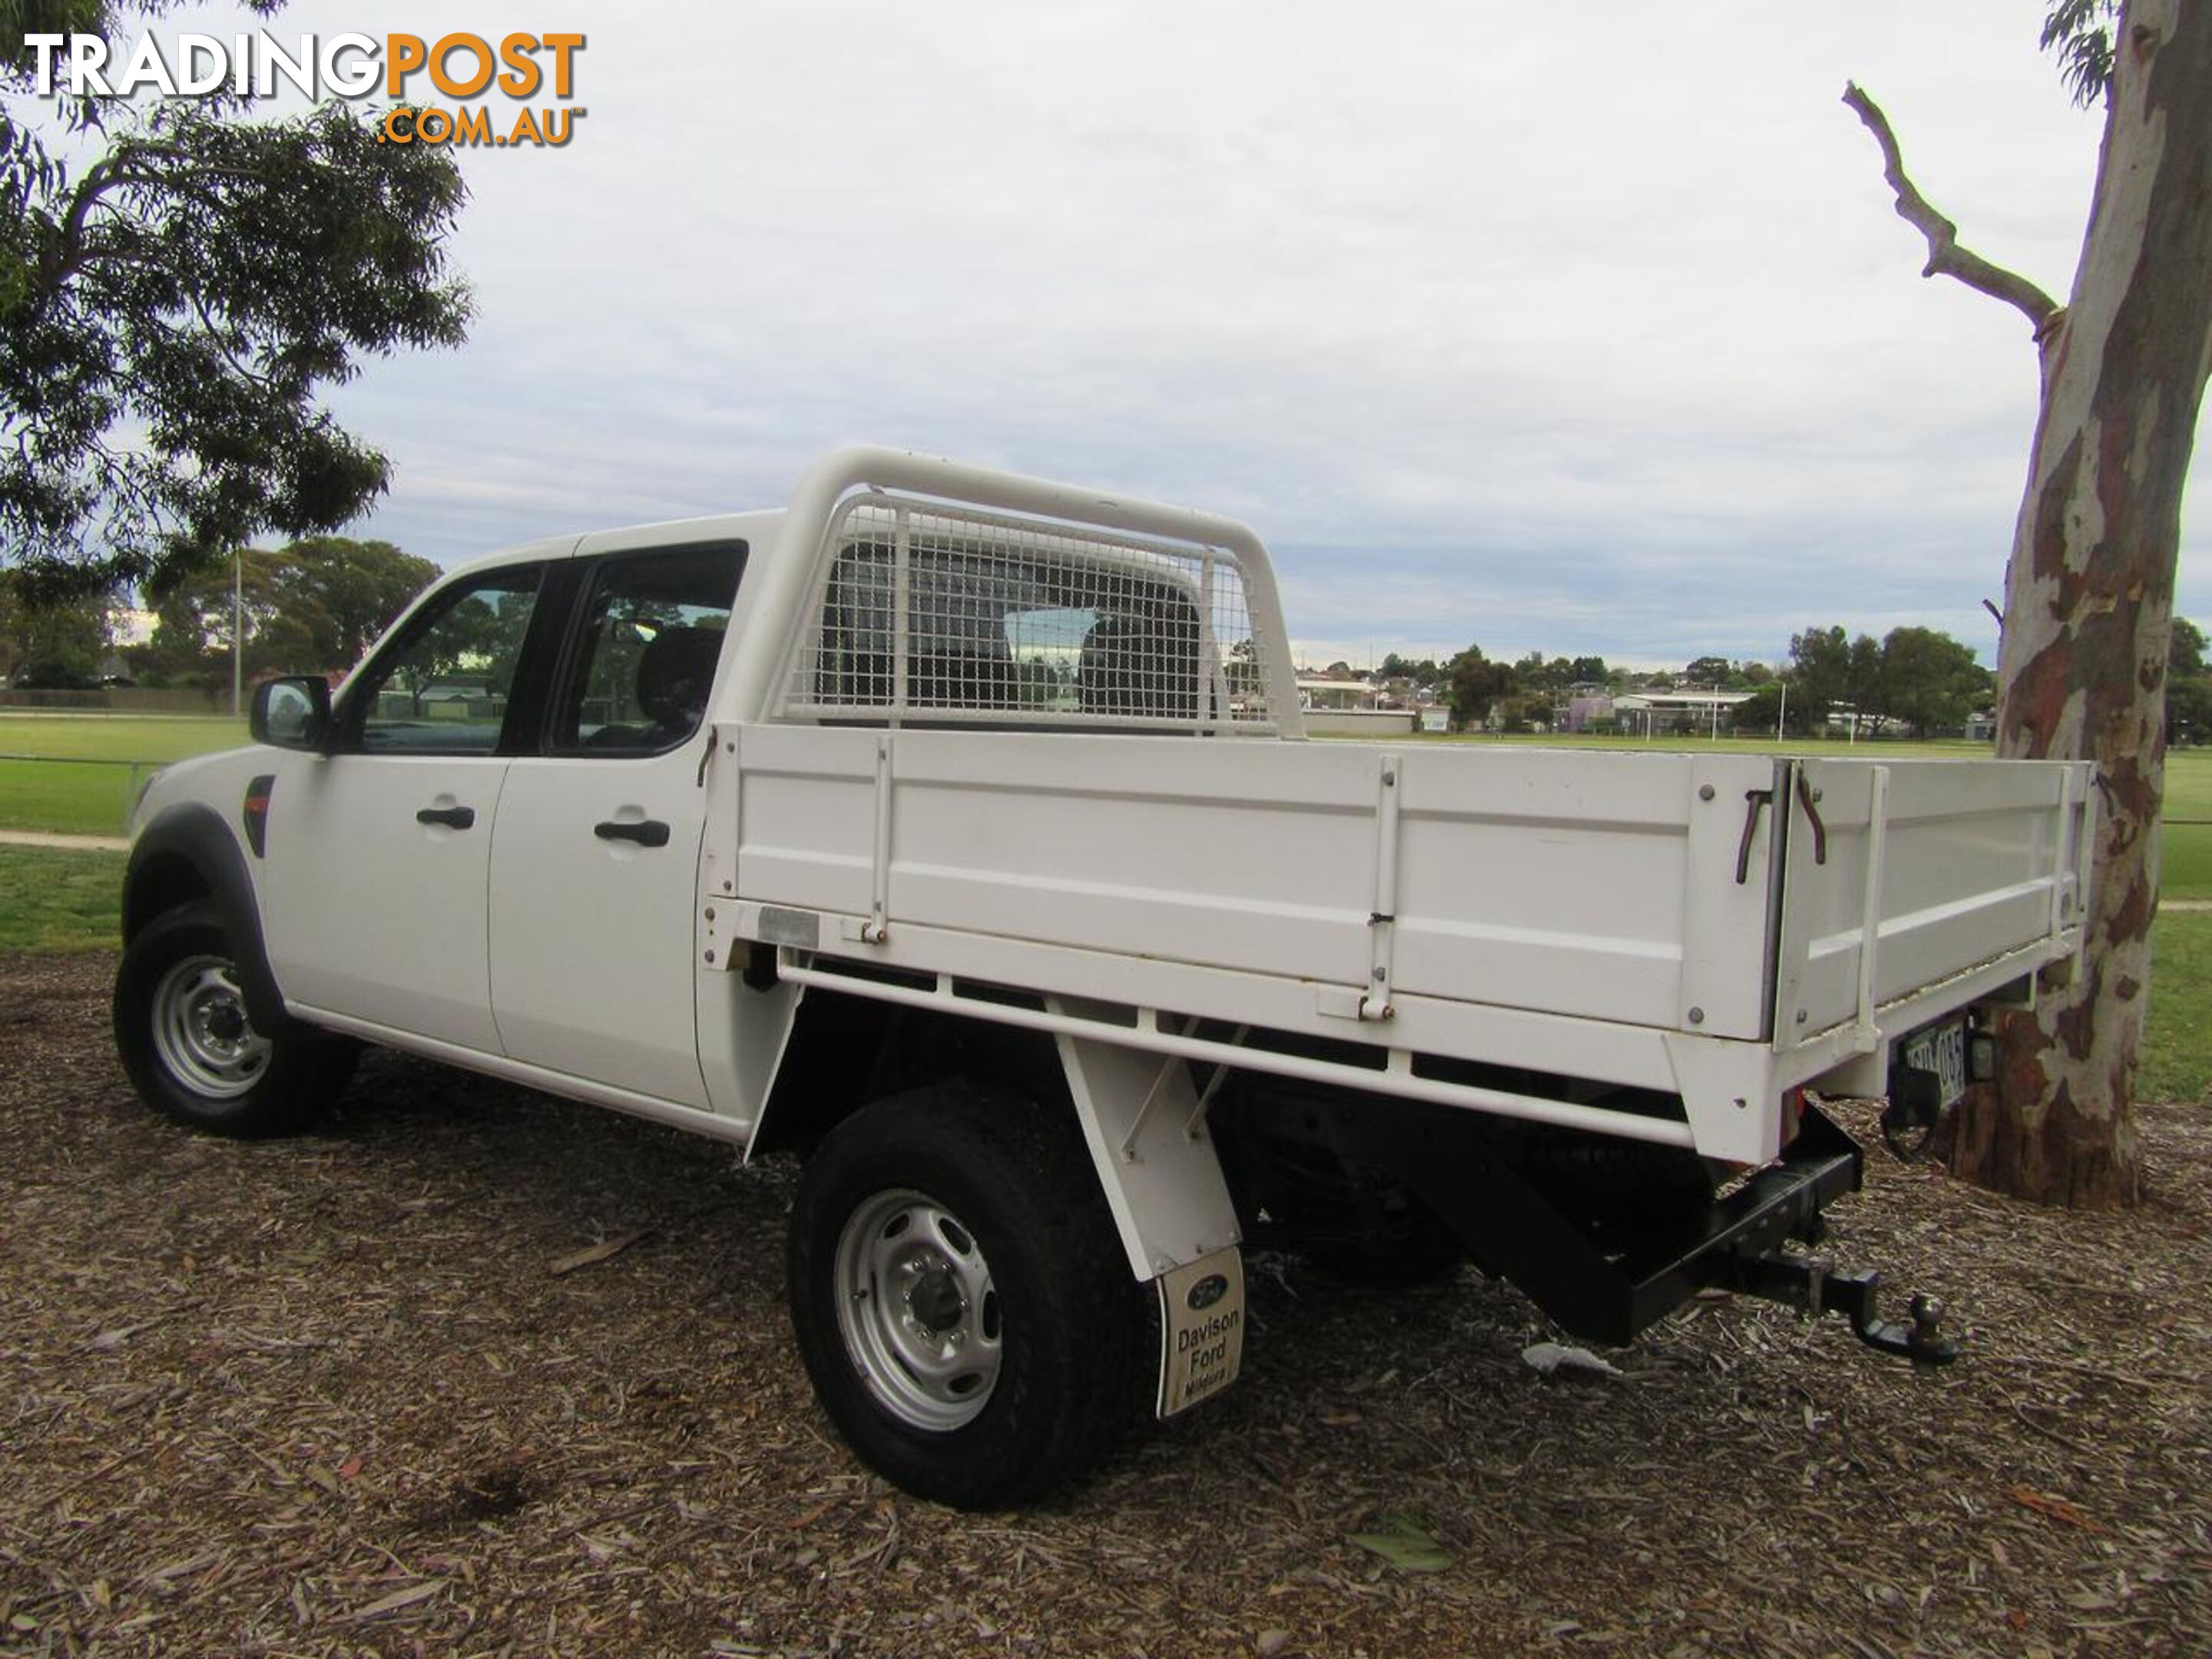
[151,953,271,1100]
[833,1187,1002,1432]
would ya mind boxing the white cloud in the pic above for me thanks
[144,2,2204,666]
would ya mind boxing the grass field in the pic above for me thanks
[0,712,248,760]
[0,712,247,836]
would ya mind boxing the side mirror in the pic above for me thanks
[250,677,332,751]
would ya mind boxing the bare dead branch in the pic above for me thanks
[1843,82,2063,339]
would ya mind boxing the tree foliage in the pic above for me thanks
[1735,681,1783,733]
[1785,624,1992,737]
[2168,614,2204,678]
[130,535,435,684]
[1876,625,1990,736]
[2167,616,2211,744]
[2041,0,2121,106]
[1,2,472,603]
[0,578,109,687]
[1445,644,1515,729]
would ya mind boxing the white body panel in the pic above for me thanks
[731,725,1777,1038]
[488,748,716,1109]
[719,723,2093,1167]
[263,753,510,1053]
[1777,757,2088,1046]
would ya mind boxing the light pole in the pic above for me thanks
[231,548,243,718]
[1777,680,1788,743]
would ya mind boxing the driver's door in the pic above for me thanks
[261,562,554,1054]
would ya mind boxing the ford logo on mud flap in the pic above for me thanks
[1187,1273,1230,1311]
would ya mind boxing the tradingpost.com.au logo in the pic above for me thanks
[22,31,588,148]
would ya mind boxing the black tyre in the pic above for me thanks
[786,1081,1147,1508]
[113,900,357,1137]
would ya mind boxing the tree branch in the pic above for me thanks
[1843,81,2064,340]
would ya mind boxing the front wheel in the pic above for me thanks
[786,1081,1147,1508]
[114,900,356,1137]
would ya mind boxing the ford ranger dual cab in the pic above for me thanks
[114,448,2094,1507]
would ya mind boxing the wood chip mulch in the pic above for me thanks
[2,951,2207,1658]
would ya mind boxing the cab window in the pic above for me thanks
[547,541,746,754]
[341,565,546,755]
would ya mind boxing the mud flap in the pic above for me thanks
[1155,1247,1246,1416]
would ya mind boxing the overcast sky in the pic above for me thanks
[131,3,2205,669]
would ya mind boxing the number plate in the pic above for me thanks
[1902,1018,1969,1110]
[1155,1248,1245,1417]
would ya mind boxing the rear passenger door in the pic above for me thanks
[486,541,746,1107]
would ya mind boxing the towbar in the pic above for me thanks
[1728,1253,1960,1366]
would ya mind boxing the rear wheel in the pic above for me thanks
[786,1081,1146,1508]
[114,900,356,1137]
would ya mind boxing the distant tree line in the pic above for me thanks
[1755,626,1994,739]
[0,536,434,690]
[2167,617,2210,745]
[1366,624,2012,740]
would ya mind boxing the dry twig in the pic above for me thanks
[1843,82,2064,340]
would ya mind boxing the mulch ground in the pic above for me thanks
[2,951,2207,1659]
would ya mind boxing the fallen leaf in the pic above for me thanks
[343,1580,442,1622]
[2010,1487,2102,1533]
[550,1227,654,1276]
[1522,1342,1623,1381]
[1346,1513,1452,1573]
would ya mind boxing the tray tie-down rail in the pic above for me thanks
[1336,1102,1959,1367]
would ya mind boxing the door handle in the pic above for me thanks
[594,819,671,848]
[416,805,476,830]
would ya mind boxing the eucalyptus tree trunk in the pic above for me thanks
[1851,1,2212,1205]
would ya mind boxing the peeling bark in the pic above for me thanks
[1940,0,2212,1207]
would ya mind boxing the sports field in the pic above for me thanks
[0,712,248,836]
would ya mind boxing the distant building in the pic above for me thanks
[1564,693,1614,733]
[1295,676,1380,711]
[1611,689,1757,736]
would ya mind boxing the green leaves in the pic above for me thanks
[133,535,436,684]
[2041,0,2120,110]
[2,8,471,603]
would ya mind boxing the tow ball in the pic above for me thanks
[1730,1253,1961,1367]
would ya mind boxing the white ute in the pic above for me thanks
[114,448,2095,1507]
